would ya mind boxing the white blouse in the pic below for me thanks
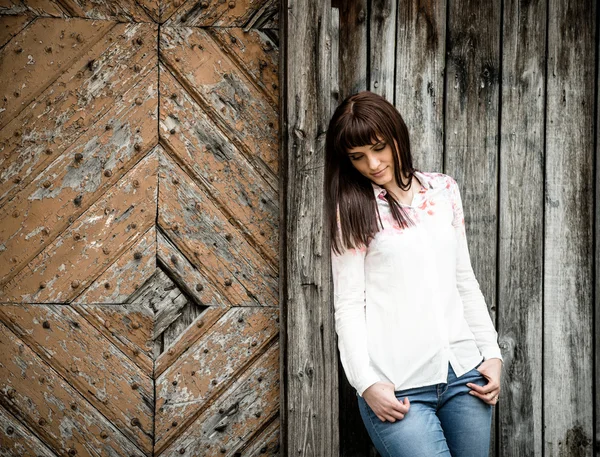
[331,170,503,397]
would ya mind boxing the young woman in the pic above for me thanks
[325,91,503,457]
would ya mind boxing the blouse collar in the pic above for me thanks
[371,170,431,199]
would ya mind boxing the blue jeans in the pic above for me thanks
[357,359,492,457]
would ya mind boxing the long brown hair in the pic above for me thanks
[325,91,419,255]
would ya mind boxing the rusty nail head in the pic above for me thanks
[171,255,178,264]
[13,176,21,183]
[224,278,232,286]
[231,36,237,43]
[42,180,51,188]
[131,383,139,390]
[203,348,209,354]
[132,322,140,329]
[220,447,226,453]
[191,370,195,376]
[136,37,143,45]
[238,317,243,323]
[257,376,263,382]
[195,283,204,291]
[132,349,139,356]
[74,153,83,161]
[73,195,82,206]
[133,179,140,188]
[179,448,186,454]
[102,247,110,255]
[6,426,14,435]
[134,143,142,151]
[200,0,209,7]
[39,282,46,289]
[131,417,140,426]
[168,348,175,355]
[228,0,235,8]
[212,379,217,385]
[133,64,141,72]
[172,380,177,386]
[104,169,112,177]
[104,282,110,289]
[172,420,178,427]
[131,222,137,229]
[170,128,176,134]
[105,124,112,130]
[68,448,77,456]
[251,340,257,347]
[196,320,204,328]
[260,446,267,453]
[225,233,232,241]
[254,411,262,417]
[45,148,53,154]
[42,321,50,329]
[73,233,81,241]
[39,376,45,383]
[70,402,77,410]
[100,431,109,439]
[134,251,142,260]
[134,97,143,105]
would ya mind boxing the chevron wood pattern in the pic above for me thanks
[0,2,280,455]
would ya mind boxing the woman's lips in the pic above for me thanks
[371,167,387,177]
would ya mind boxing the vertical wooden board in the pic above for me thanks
[369,0,396,101]
[0,67,158,283]
[0,22,158,206]
[0,320,143,457]
[158,151,278,308]
[0,304,154,453]
[159,342,280,457]
[544,0,595,455]
[395,0,446,172]
[160,26,278,181]
[285,0,339,456]
[498,0,546,455]
[0,151,158,303]
[0,17,114,129]
[154,306,278,453]
[159,67,278,266]
[445,2,501,454]
[333,3,373,455]
[337,0,368,100]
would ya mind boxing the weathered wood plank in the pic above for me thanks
[0,17,114,130]
[159,341,279,457]
[284,0,339,456]
[0,405,57,457]
[162,0,273,27]
[72,226,156,304]
[208,27,279,107]
[445,2,501,455]
[0,303,153,453]
[0,67,158,283]
[337,0,368,100]
[0,319,143,457]
[160,26,278,181]
[369,0,395,101]
[497,0,546,455]
[159,67,278,266]
[237,414,280,456]
[157,228,229,308]
[0,22,157,206]
[395,0,446,171]
[154,306,279,453]
[71,302,155,374]
[158,151,277,308]
[0,15,35,48]
[0,150,158,302]
[544,0,595,455]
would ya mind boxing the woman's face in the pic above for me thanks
[347,136,398,187]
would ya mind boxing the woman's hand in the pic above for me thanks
[467,358,502,406]
[362,381,410,422]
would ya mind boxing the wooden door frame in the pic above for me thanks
[279,0,340,455]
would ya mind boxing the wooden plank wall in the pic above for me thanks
[285,0,596,455]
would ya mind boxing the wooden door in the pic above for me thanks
[0,2,280,456]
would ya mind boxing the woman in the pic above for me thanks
[325,91,503,457]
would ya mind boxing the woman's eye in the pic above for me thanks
[349,155,363,161]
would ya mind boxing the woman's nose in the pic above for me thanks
[367,155,380,170]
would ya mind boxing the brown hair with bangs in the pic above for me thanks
[325,91,419,255]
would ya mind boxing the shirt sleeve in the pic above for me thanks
[330,211,382,396]
[449,177,503,362]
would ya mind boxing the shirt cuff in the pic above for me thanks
[480,345,504,363]
[356,374,382,397]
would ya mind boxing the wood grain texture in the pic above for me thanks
[284,0,339,455]
[544,0,595,455]
[0,22,157,207]
[162,0,276,28]
[337,0,368,100]
[369,0,396,101]
[154,306,278,453]
[395,0,446,172]
[0,318,143,457]
[0,304,154,453]
[0,150,158,302]
[497,0,546,455]
[0,405,56,457]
